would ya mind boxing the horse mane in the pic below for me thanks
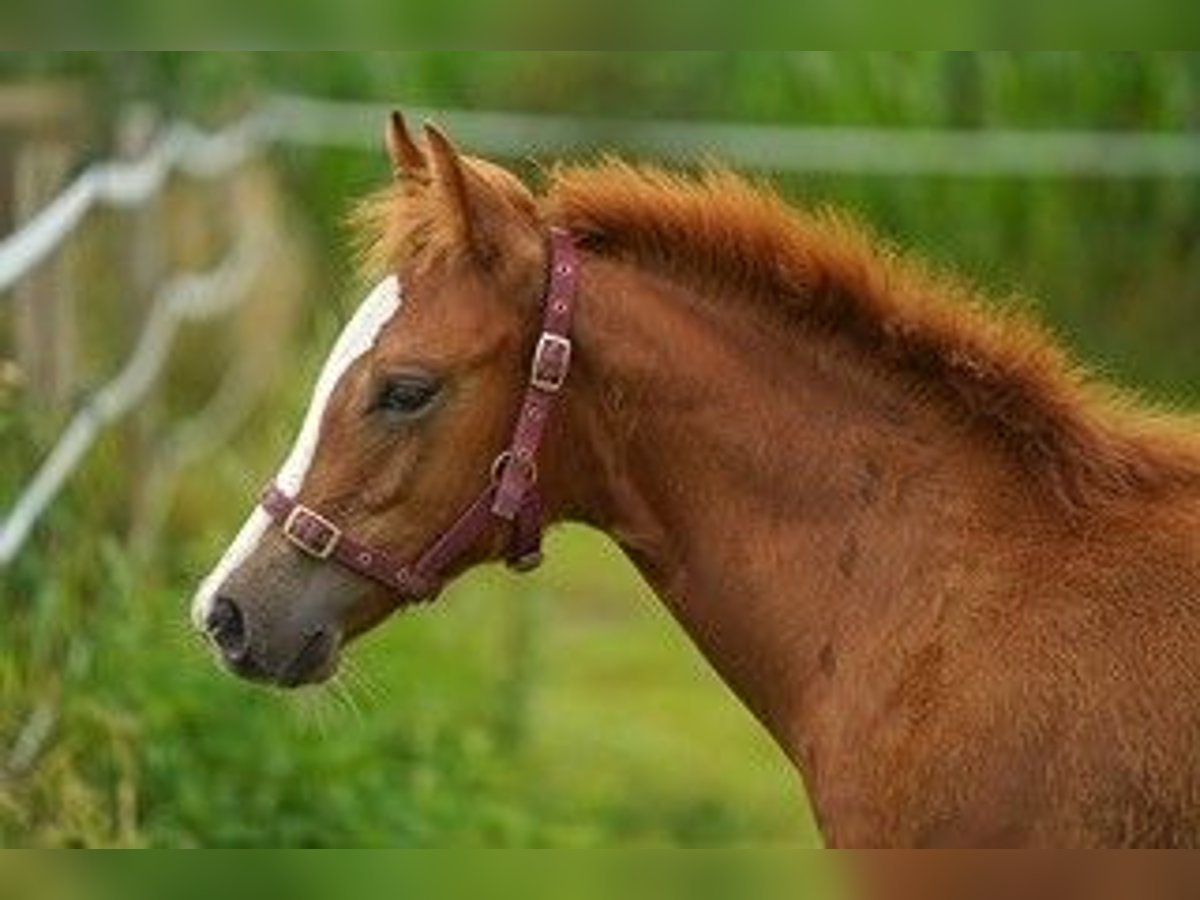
[352,156,1200,510]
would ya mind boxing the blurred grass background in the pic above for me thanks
[1,52,1199,847]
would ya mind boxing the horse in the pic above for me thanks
[193,111,1200,847]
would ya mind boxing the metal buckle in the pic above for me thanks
[491,450,537,487]
[282,505,341,560]
[530,332,571,393]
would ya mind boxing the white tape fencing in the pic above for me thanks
[8,95,1200,300]
[264,93,1200,178]
[0,111,269,296]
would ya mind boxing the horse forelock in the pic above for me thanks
[349,154,537,282]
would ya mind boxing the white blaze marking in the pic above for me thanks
[191,276,403,629]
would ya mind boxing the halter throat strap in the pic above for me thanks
[259,227,579,603]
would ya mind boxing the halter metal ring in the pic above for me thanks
[491,450,537,487]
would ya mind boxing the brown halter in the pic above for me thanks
[260,227,578,604]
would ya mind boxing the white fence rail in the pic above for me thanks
[0,225,272,565]
[3,93,1200,568]
[265,93,1200,177]
[0,112,269,296]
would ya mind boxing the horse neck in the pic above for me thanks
[544,253,1031,758]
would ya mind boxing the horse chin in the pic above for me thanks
[219,628,343,689]
[277,629,342,688]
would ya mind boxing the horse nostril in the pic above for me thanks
[205,595,248,660]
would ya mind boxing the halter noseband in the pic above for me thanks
[259,227,579,603]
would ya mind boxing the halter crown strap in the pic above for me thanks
[259,227,579,604]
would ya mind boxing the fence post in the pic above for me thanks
[5,84,83,411]
[118,103,166,540]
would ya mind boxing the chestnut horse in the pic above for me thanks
[194,113,1200,847]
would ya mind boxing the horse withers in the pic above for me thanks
[194,112,1200,847]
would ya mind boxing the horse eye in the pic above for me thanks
[371,375,440,420]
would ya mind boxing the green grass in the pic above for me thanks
[0,501,813,846]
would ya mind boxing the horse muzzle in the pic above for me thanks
[201,592,343,687]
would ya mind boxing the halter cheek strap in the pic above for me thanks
[259,227,579,604]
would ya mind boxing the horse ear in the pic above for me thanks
[423,122,474,236]
[423,121,537,265]
[386,111,426,178]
